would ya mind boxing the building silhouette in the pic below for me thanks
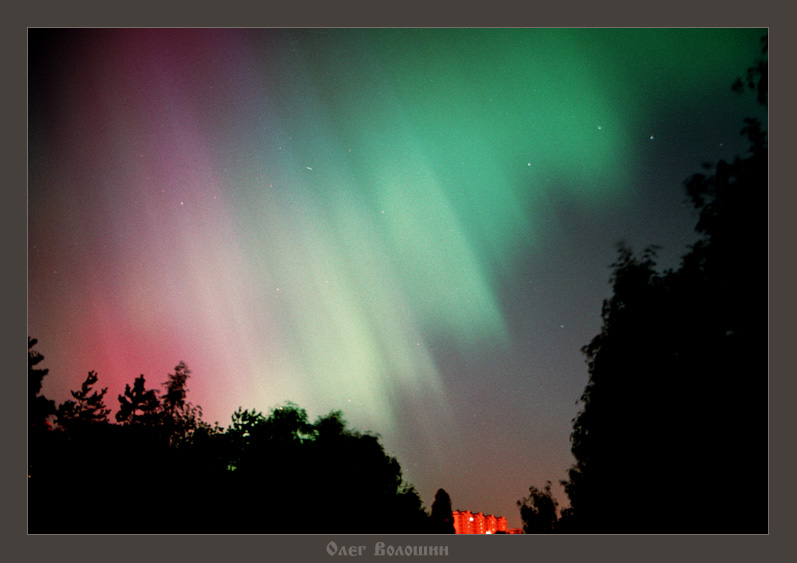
[452,510,521,534]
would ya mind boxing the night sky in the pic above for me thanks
[28,28,767,528]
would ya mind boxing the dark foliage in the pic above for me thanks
[159,361,207,447]
[517,481,559,534]
[27,338,56,502]
[218,404,428,533]
[28,357,430,533]
[561,37,767,533]
[116,374,161,426]
[56,370,111,430]
[28,337,55,432]
[731,34,767,106]
[429,488,456,533]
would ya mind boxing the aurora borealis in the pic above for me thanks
[28,28,767,527]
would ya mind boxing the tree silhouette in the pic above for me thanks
[159,361,207,446]
[429,488,456,533]
[28,335,57,516]
[517,481,559,534]
[116,374,161,426]
[27,340,429,532]
[732,34,767,105]
[561,37,767,533]
[28,337,55,431]
[161,361,190,415]
[216,403,429,534]
[56,370,110,430]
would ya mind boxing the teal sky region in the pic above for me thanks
[28,28,767,527]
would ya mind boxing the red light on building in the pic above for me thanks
[452,510,510,534]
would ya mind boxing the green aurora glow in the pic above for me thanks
[28,28,766,525]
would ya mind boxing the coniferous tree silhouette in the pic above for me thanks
[56,370,110,430]
[116,374,161,426]
[28,337,55,431]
